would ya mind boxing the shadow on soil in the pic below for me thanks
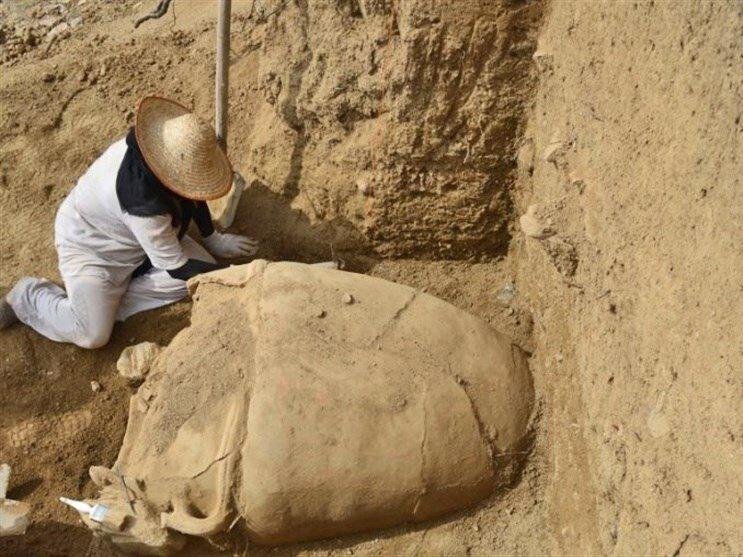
[0,521,92,557]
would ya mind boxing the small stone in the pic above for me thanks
[88,465,117,488]
[41,72,55,83]
[342,293,354,305]
[99,64,107,77]
[569,173,586,193]
[37,14,62,28]
[117,342,161,384]
[532,51,554,73]
[497,282,516,304]
[23,28,36,46]
[314,308,326,318]
[0,498,31,536]
[503,307,515,316]
[68,16,83,28]
[43,2,65,15]
[356,177,373,196]
[46,22,69,41]
[90,380,101,392]
[519,204,553,239]
[472,523,480,532]
[139,384,154,402]
[543,141,564,163]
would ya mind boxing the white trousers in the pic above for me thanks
[6,236,214,349]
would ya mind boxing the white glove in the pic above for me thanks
[203,232,259,259]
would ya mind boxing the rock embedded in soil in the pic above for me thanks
[0,464,31,537]
[569,176,586,193]
[116,341,161,384]
[520,204,554,239]
[46,22,70,41]
[532,51,554,73]
[356,176,373,196]
[543,141,565,164]
[36,15,62,29]
[543,237,578,277]
[23,28,36,46]
[0,499,30,537]
[497,282,517,304]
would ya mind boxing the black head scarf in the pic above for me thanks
[116,128,192,228]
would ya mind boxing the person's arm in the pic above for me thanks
[125,214,224,281]
[193,201,215,238]
[166,258,226,281]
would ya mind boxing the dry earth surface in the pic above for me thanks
[0,0,741,555]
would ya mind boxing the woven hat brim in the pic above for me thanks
[134,96,233,201]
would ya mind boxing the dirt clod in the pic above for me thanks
[116,341,161,384]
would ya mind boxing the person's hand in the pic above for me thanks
[203,232,259,259]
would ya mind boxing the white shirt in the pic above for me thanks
[54,138,188,284]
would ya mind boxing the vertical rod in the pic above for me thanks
[215,0,231,150]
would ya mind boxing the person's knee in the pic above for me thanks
[74,324,112,349]
[75,332,111,349]
[6,276,43,307]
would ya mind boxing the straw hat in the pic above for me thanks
[134,96,232,201]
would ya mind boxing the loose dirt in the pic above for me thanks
[0,0,740,555]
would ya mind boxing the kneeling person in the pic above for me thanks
[0,96,257,348]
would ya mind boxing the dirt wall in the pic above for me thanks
[513,1,742,553]
[236,0,542,260]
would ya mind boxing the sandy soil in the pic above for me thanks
[1,0,741,555]
[513,2,742,554]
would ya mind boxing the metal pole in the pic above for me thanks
[215,0,231,150]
